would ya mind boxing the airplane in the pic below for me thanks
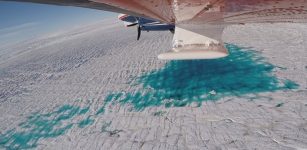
[117,14,175,40]
[2,0,307,60]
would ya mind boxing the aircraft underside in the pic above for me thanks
[2,0,307,60]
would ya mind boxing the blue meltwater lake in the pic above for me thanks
[103,44,299,111]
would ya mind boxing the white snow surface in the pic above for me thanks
[0,19,307,150]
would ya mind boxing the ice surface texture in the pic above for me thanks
[0,44,298,149]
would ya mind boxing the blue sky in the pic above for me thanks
[0,1,116,48]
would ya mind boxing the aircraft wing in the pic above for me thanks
[2,0,307,60]
[1,0,148,18]
[94,0,307,24]
[5,0,306,24]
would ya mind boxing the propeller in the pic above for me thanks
[137,25,141,40]
[124,18,142,40]
[126,23,138,27]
